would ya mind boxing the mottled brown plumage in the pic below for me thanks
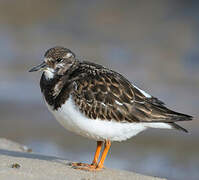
[29,46,193,171]
[70,61,192,124]
[37,47,192,132]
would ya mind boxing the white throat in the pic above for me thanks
[44,68,55,80]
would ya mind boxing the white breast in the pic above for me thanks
[45,96,171,142]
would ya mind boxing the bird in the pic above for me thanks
[29,46,192,171]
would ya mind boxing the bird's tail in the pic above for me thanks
[168,122,189,133]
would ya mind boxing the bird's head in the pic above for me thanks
[29,46,76,79]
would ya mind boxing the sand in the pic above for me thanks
[0,138,166,180]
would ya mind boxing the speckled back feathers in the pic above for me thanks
[40,58,192,125]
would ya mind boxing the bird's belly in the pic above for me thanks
[46,97,147,141]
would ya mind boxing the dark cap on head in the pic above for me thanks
[44,46,75,60]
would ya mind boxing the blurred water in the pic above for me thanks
[0,1,199,180]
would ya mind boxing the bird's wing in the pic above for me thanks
[71,66,192,123]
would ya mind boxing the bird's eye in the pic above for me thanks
[57,58,62,63]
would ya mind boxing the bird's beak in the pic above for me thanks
[29,61,47,72]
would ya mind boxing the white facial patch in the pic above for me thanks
[44,68,55,80]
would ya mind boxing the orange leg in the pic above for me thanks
[96,140,111,169]
[92,141,103,166]
[71,141,103,170]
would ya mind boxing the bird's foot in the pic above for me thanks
[73,166,103,171]
[70,162,103,171]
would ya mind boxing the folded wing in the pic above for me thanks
[70,62,192,128]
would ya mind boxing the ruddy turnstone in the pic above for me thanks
[29,46,192,171]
